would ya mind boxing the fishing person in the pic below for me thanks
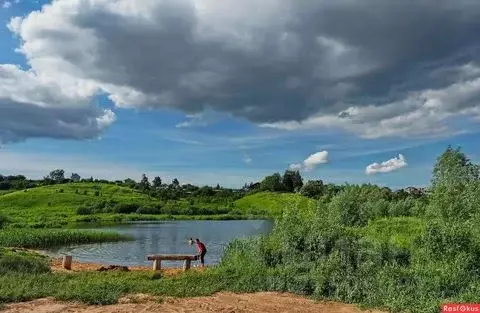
[195,238,207,268]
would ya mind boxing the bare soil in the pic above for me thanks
[2,292,385,313]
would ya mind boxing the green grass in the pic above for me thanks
[0,229,130,248]
[0,248,50,275]
[358,216,426,249]
[234,192,316,216]
[0,248,278,305]
[0,270,227,304]
[0,183,278,227]
[0,183,159,226]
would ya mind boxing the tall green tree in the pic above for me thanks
[429,146,480,220]
[282,170,303,192]
[70,173,81,182]
[432,145,478,188]
[171,178,180,188]
[300,180,324,198]
[260,173,285,192]
[139,174,150,190]
[152,176,162,188]
[48,169,65,183]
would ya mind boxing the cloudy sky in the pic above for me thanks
[1,0,479,188]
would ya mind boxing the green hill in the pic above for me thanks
[0,183,159,227]
[234,191,316,216]
[0,185,318,227]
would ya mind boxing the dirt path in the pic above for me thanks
[2,292,385,313]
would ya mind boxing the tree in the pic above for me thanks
[260,173,285,192]
[152,176,162,188]
[70,173,81,182]
[429,146,480,220]
[124,178,136,188]
[48,169,65,183]
[300,180,324,198]
[171,178,180,188]
[432,146,478,188]
[282,170,303,192]
[139,174,150,190]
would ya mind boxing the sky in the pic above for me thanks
[0,0,479,188]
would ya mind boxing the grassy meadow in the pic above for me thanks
[0,182,272,228]
[0,146,479,313]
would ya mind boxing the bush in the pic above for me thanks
[388,198,416,217]
[135,206,161,215]
[113,203,140,214]
[76,206,93,215]
[0,214,8,229]
[300,180,324,198]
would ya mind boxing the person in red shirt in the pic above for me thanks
[195,238,207,267]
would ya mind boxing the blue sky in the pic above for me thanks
[1,1,479,188]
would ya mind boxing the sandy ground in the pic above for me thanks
[2,292,385,313]
[49,258,206,276]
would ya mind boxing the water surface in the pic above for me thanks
[45,220,273,267]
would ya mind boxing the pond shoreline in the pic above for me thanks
[40,220,274,268]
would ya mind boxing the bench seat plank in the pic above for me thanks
[147,255,198,261]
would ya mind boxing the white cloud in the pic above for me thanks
[2,1,11,9]
[175,111,225,128]
[366,154,408,175]
[289,163,303,171]
[290,150,329,172]
[0,65,115,144]
[2,0,480,141]
[262,74,480,138]
[243,154,252,164]
[304,151,329,171]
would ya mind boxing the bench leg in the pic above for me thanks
[62,255,72,270]
[183,259,191,271]
[153,259,161,271]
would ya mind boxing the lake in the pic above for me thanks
[44,220,273,267]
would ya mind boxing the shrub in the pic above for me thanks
[113,203,139,214]
[76,206,93,215]
[0,214,8,229]
[300,180,324,198]
[135,206,161,215]
[388,198,415,217]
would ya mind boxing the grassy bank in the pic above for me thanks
[0,229,130,249]
[234,192,316,216]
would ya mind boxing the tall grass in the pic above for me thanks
[0,229,131,248]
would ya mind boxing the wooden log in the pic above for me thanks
[183,259,191,271]
[153,259,161,271]
[62,255,72,270]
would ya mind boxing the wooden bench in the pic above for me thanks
[147,254,199,271]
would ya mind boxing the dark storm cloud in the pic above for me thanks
[4,0,480,139]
